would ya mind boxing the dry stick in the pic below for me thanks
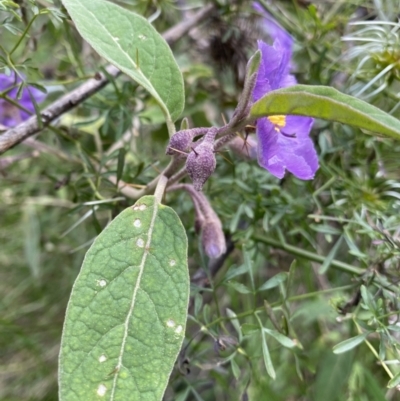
[0,3,215,155]
[0,64,120,155]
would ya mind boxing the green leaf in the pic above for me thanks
[263,328,296,348]
[116,148,126,183]
[333,332,370,354]
[258,272,288,292]
[246,50,261,77]
[319,236,344,274]
[261,330,276,379]
[313,351,354,401]
[23,205,41,281]
[225,281,253,294]
[387,371,400,389]
[226,308,242,342]
[241,323,259,336]
[59,195,189,401]
[360,285,377,311]
[62,0,184,125]
[231,358,240,380]
[251,85,400,140]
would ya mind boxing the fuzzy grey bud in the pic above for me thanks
[166,127,210,156]
[201,219,226,259]
[166,130,194,156]
[186,141,216,191]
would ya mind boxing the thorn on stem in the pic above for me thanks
[168,146,189,156]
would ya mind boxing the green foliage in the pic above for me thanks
[251,85,400,139]
[62,0,185,129]
[59,196,189,401]
[1,0,400,400]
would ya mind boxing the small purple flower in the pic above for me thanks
[252,5,319,180]
[0,72,46,128]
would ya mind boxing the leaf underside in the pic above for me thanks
[59,196,189,401]
[251,85,400,140]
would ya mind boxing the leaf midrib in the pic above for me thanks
[109,200,159,400]
[70,0,168,119]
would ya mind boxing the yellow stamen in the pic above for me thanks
[268,115,286,132]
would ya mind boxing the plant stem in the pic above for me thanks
[253,234,364,275]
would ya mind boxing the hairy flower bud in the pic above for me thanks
[186,141,216,191]
[166,130,194,156]
[201,218,226,259]
[166,127,210,156]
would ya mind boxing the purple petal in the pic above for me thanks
[280,73,297,88]
[284,136,319,179]
[0,72,20,92]
[256,117,286,179]
[253,38,295,103]
[253,40,281,101]
[21,85,47,104]
[0,72,46,128]
[281,115,314,138]
[256,115,319,180]
[253,2,293,52]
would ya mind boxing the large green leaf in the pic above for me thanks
[59,196,189,401]
[251,85,400,140]
[62,0,184,124]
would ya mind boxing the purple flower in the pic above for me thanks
[252,6,319,180]
[0,72,46,128]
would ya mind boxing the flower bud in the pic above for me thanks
[166,129,194,156]
[201,218,226,259]
[166,127,210,156]
[185,141,216,191]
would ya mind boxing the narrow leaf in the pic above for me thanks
[333,332,370,354]
[246,50,261,77]
[59,195,189,401]
[387,372,400,389]
[231,358,241,380]
[263,328,296,348]
[241,323,259,336]
[319,236,344,274]
[258,272,288,292]
[360,284,377,311]
[261,331,276,379]
[62,0,184,123]
[226,281,253,294]
[251,85,400,140]
[226,308,242,342]
[116,148,126,183]
[23,205,41,281]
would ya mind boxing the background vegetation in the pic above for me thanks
[1,0,400,400]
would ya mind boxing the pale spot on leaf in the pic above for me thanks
[169,259,176,267]
[133,219,141,227]
[99,355,107,363]
[166,319,175,328]
[97,384,107,397]
[133,204,147,211]
[97,279,107,287]
[175,325,183,334]
[136,238,145,248]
